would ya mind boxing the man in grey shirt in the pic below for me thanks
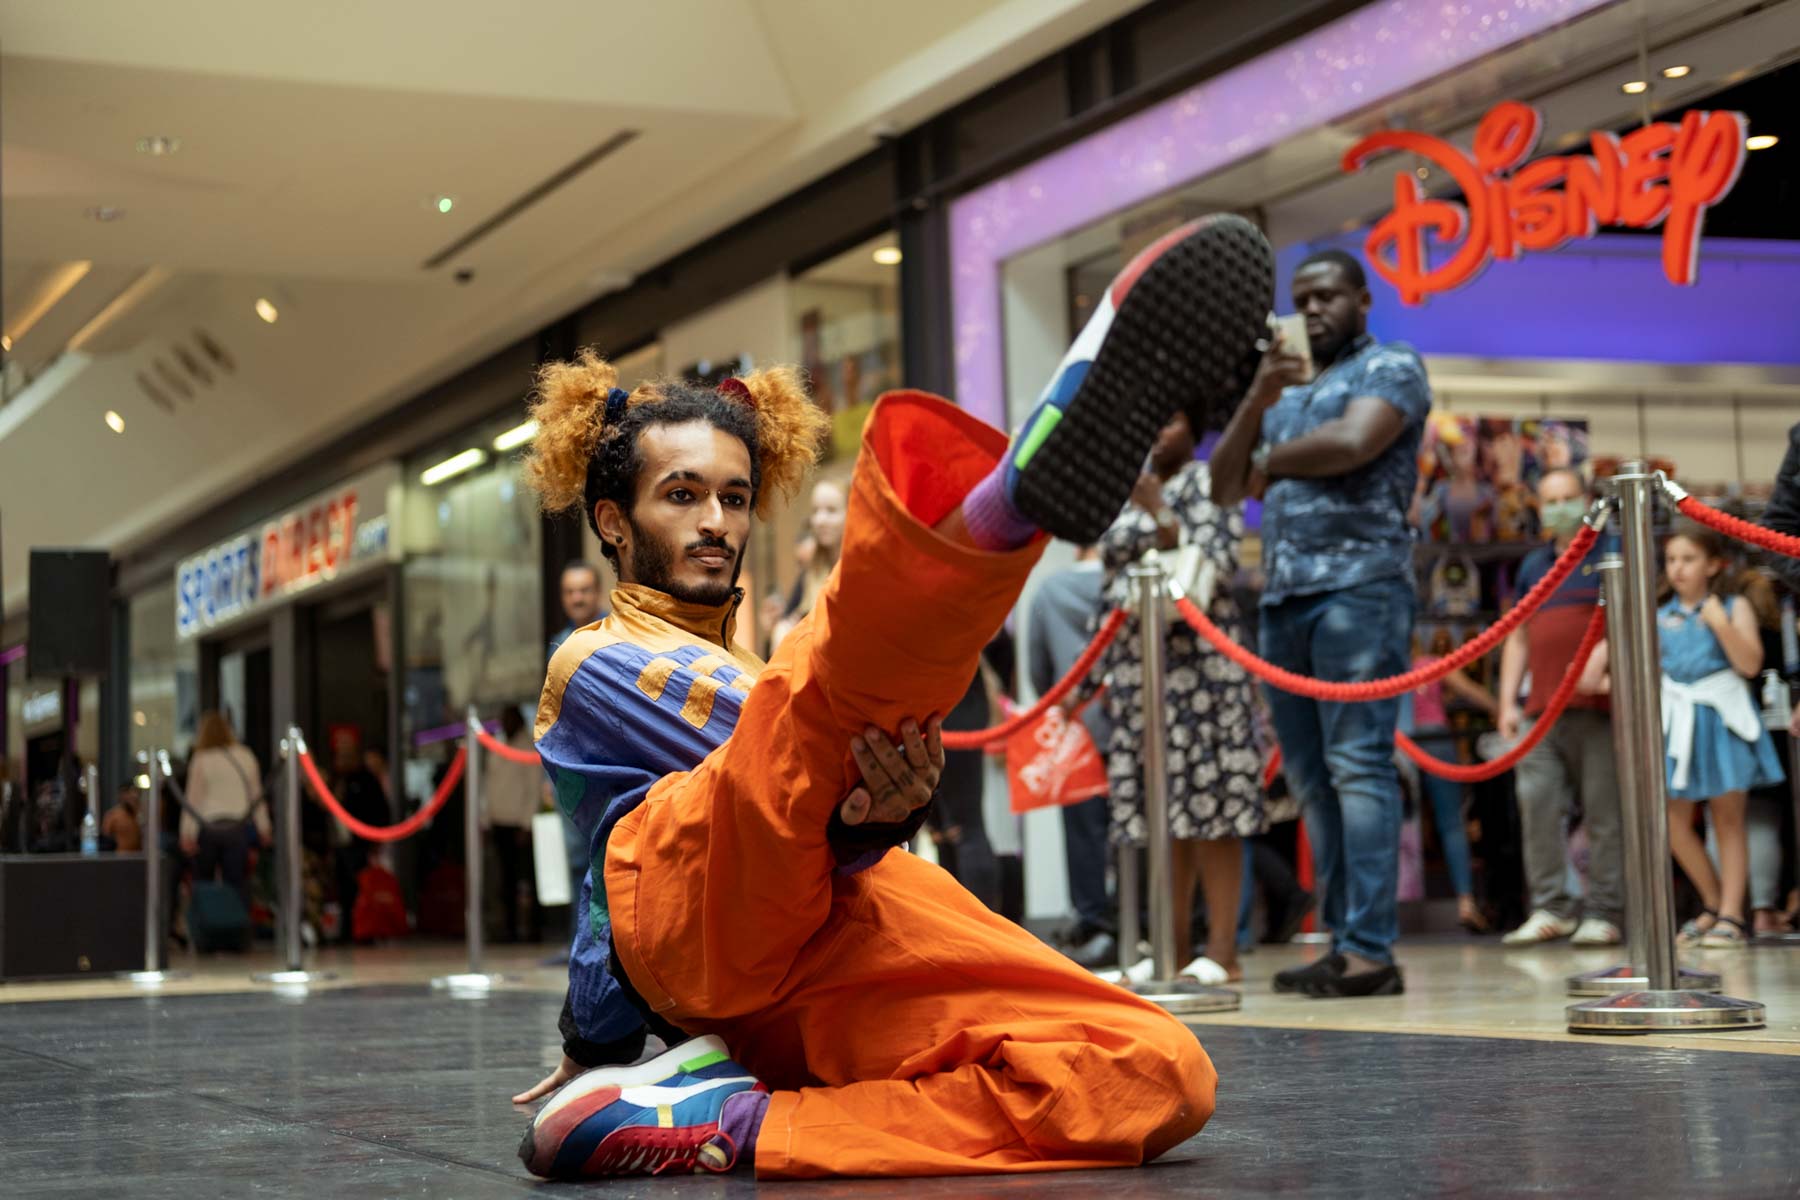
[1027,547,1116,966]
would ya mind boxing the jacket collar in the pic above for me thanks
[610,583,743,650]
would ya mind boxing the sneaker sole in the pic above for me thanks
[520,1035,733,1178]
[1010,212,1273,544]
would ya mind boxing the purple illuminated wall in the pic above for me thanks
[1277,233,1800,365]
[948,0,1618,426]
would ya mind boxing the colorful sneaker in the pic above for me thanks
[1005,212,1273,544]
[518,1035,764,1179]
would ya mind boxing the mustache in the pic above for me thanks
[686,536,735,560]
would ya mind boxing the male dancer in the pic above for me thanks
[516,215,1274,1179]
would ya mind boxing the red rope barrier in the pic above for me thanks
[942,608,1129,750]
[1172,523,1598,702]
[476,726,542,765]
[298,745,465,843]
[1674,494,1800,560]
[1397,605,1606,782]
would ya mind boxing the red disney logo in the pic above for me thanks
[1343,101,1748,305]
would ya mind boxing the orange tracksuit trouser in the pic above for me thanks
[606,391,1216,1179]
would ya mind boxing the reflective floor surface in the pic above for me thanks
[5,968,1798,1198]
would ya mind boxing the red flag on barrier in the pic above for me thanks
[1004,701,1108,814]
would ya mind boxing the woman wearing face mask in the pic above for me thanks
[1496,469,1626,948]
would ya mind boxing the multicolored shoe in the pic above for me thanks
[1005,212,1273,544]
[518,1035,764,1179]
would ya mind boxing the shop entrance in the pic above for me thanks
[201,627,274,774]
[305,586,392,811]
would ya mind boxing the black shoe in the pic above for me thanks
[1272,952,1344,994]
[1004,213,1274,544]
[1303,963,1405,998]
[1263,890,1316,946]
[1067,931,1119,969]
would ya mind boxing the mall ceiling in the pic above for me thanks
[0,0,1143,615]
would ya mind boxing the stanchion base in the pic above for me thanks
[121,969,189,987]
[1566,963,1722,996]
[430,972,514,994]
[1567,990,1765,1034]
[251,969,337,988]
[1129,977,1240,1015]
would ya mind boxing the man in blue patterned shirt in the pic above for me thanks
[1212,249,1430,998]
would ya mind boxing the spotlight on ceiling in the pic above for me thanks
[872,246,902,266]
[1746,134,1779,151]
[1621,80,1649,95]
[105,410,126,434]
[255,298,279,324]
[436,196,455,214]
[1660,65,1691,79]
[136,135,182,155]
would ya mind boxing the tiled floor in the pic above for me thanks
[6,937,1799,1196]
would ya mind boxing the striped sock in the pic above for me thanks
[960,464,1042,550]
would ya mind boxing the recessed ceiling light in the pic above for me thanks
[421,448,485,486]
[255,298,279,324]
[0,335,10,352]
[1660,65,1691,79]
[87,206,126,222]
[436,196,455,214]
[492,420,538,452]
[136,135,181,155]
[1621,80,1649,95]
[104,410,125,434]
[872,246,902,266]
[1746,134,1779,151]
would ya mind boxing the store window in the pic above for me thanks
[790,233,902,465]
[128,584,198,765]
[400,411,544,801]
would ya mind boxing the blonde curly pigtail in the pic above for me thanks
[523,348,624,516]
[733,364,829,519]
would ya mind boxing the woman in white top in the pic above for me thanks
[181,711,269,906]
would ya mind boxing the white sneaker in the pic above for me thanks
[1177,955,1231,985]
[1501,909,1578,946]
[1570,917,1622,947]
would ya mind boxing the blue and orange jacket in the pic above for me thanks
[535,582,764,1058]
[534,581,926,1062]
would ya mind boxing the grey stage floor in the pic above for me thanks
[3,985,1796,1198]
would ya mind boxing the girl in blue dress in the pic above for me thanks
[1657,525,1785,948]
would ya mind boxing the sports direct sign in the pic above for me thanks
[1344,101,1748,305]
[176,464,399,640]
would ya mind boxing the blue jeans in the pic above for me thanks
[1260,578,1414,964]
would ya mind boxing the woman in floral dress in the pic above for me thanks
[1096,412,1266,983]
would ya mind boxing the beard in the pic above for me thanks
[627,519,744,607]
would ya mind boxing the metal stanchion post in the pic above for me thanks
[1122,557,1238,1014]
[254,730,335,988]
[1117,845,1141,974]
[1567,551,1719,996]
[433,707,510,994]
[125,749,186,986]
[1567,463,1761,1031]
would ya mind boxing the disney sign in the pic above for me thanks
[1343,101,1748,305]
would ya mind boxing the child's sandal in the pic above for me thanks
[1678,908,1719,946]
[1700,915,1749,949]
